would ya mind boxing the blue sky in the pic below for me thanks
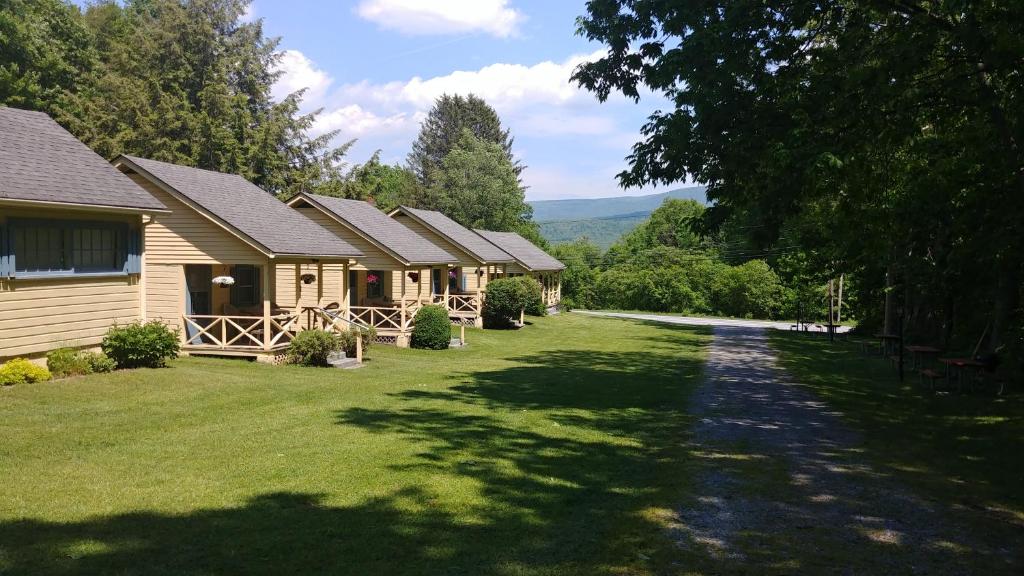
[248,0,678,200]
[71,1,676,200]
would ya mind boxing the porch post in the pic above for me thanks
[263,262,272,351]
[342,261,350,319]
[444,265,450,309]
[316,261,324,307]
[294,263,301,315]
[401,267,408,329]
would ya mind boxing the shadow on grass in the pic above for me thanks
[0,321,710,575]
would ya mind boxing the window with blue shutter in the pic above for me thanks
[6,219,134,278]
[0,224,12,278]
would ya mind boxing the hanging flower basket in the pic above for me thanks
[367,274,380,284]
[449,270,458,279]
[212,276,235,287]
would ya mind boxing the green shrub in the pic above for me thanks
[411,305,452,350]
[287,329,341,367]
[0,359,51,386]
[101,322,180,369]
[47,348,119,378]
[511,276,545,316]
[88,352,117,373]
[47,348,92,378]
[337,325,375,358]
[483,278,531,329]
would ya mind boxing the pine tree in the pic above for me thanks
[407,94,522,191]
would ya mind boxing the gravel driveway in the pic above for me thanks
[668,325,1016,574]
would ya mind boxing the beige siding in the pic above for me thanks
[275,263,345,310]
[0,206,144,359]
[129,174,265,265]
[295,207,399,271]
[145,263,183,333]
[391,214,484,293]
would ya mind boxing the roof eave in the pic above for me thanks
[113,155,275,258]
[0,196,170,215]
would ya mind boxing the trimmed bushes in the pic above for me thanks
[46,348,116,378]
[511,276,546,316]
[411,305,452,350]
[483,278,532,328]
[287,329,341,367]
[338,326,375,358]
[102,321,181,369]
[0,359,51,386]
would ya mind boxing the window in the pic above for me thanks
[1,219,136,277]
[366,270,384,299]
[230,265,261,307]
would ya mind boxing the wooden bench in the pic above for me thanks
[919,368,945,392]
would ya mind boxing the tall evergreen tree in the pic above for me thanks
[407,94,522,191]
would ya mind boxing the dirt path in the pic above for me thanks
[671,326,1015,575]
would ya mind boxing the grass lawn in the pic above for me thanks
[771,333,1024,535]
[0,314,710,575]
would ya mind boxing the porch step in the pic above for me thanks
[329,357,362,369]
[327,351,362,369]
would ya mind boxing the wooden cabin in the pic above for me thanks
[0,107,167,364]
[286,194,457,346]
[388,206,515,327]
[113,156,363,362]
[474,230,565,308]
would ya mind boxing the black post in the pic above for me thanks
[828,279,835,343]
[898,302,905,383]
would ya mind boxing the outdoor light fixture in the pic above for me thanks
[477,268,484,276]
[408,272,420,283]
[212,276,235,287]
[301,273,316,285]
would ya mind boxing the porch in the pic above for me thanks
[179,261,483,357]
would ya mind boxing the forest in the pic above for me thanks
[571,0,1023,369]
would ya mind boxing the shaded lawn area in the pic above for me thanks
[771,333,1024,532]
[0,314,710,575]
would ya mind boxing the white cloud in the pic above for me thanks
[338,51,605,112]
[313,104,413,138]
[271,50,333,106]
[356,0,524,38]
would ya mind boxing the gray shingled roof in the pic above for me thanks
[0,107,166,211]
[299,194,457,264]
[474,230,566,271]
[119,156,361,258]
[396,206,514,263]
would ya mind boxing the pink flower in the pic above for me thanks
[367,274,380,284]
[449,270,457,279]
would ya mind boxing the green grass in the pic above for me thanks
[771,332,1024,528]
[0,314,710,575]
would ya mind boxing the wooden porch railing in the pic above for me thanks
[348,306,411,332]
[183,313,299,350]
[436,294,482,316]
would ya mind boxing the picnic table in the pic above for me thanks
[905,345,941,370]
[874,333,901,357]
[938,357,987,391]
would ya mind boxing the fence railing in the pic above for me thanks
[182,313,299,350]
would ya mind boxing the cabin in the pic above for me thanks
[474,230,565,308]
[286,194,458,346]
[113,156,363,362]
[0,107,167,364]
[389,206,515,327]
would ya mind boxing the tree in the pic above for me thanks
[427,129,534,232]
[408,93,521,189]
[1,0,350,198]
[550,239,602,309]
[574,0,1024,353]
[338,151,423,213]
[0,0,95,113]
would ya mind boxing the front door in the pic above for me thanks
[184,264,213,344]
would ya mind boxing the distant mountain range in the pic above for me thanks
[529,187,707,248]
